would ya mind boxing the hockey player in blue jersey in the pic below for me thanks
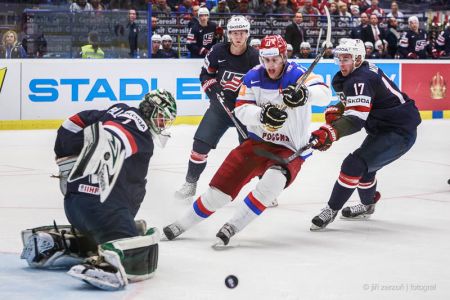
[20,90,177,290]
[175,15,260,200]
[186,7,219,58]
[309,39,421,230]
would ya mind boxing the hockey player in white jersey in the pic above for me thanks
[163,35,331,246]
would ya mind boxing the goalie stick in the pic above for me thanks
[253,6,331,164]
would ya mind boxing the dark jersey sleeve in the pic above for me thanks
[199,43,221,84]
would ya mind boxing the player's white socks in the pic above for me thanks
[228,167,287,232]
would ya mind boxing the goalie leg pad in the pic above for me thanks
[68,122,126,202]
[68,227,160,290]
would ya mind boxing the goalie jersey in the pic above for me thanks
[331,61,421,137]
[235,61,331,154]
[54,103,153,199]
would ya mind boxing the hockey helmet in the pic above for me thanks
[139,89,177,135]
[227,15,250,33]
[250,38,261,47]
[198,7,209,16]
[334,38,365,68]
[259,35,287,58]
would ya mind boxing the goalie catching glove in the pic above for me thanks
[282,84,309,107]
[260,103,288,131]
[311,124,339,151]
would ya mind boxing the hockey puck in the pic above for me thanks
[448,179,450,185]
[225,275,238,289]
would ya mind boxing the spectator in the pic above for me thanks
[153,0,173,15]
[188,6,200,30]
[70,0,93,12]
[232,0,255,14]
[351,12,369,39]
[361,13,385,45]
[156,34,179,58]
[80,31,104,59]
[299,0,320,22]
[151,34,162,58]
[0,30,27,58]
[398,16,429,59]
[249,38,261,50]
[178,0,194,14]
[386,1,404,20]
[152,16,160,32]
[328,2,339,16]
[211,0,231,13]
[285,12,305,57]
[127,8,140,58]
[322,41,334,58]
[287,43,297,58]
[385,17,401,58]
[186,7,218,58]
[436,25,450,57]
[364,0,384,19]
[275,0,294,14]
[90,0,105,10]
[257,0,277,15]
[338,1,352,26]
[298,41,314,58]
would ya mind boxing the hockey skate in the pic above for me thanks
[267,198,278,208]
[213,223,236,248]
[310,206,338,231]
[162,223,185,240]
[175,182,197,200]
[341,191,381,219]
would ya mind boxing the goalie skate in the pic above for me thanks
[341,191,381,219]
[310,206,338,231]
[175,182,197,200]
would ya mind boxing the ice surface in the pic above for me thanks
[0,120,449,300]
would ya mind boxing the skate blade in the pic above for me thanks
[340,214,372,220]
[310,224,327,231]
[211,238,230,250]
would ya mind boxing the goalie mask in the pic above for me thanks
[139,89,177,135]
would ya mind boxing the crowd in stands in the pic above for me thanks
[1,0,449,59]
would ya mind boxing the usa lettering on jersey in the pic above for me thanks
[220,71,244,92]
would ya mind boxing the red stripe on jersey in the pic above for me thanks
[338,172,361,186]
[346,105,371,112]
[69,114,86,128]
[236,100,256,107]
[248,192,266,211]
[103,121,138,155]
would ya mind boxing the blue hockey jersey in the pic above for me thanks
[54,103,153,202]
[331,61,421,137]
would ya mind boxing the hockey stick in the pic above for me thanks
[253,6,331,164]
[216,92,248,140]
[315,27,323,56]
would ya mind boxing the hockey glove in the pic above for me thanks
[199,47,209,56]
[311,124,338,151]
[202,78,225,104]
[260,103,288,131]
[407,52,418,59]
[282,84,309,108]
[325,104,344,124]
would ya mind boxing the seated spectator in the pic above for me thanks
[232,0,255,14]
[338,2,351,18]
[70,0,93,12]
[211,0,231,13]
[322,41,334,58]
[299,0,320,22]
[298,41,315,58]
[153,0,173,15]
[257,0,276,15]
[328,2,339,16]
[90,0,105,11]
[287,43,298,58]
[80,31,104,59]
[249,38,261,50]
[0,30,27,58]
[361,13,385,45]
[156,35,179,58]
[275,0,294,15]
[151,34,162,58]
[364,0,384,19]
[364,41,378,58]
[178,0,194,14]
[386,1,404,19]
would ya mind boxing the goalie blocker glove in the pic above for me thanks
[282,84,309,107]
[311,124,338,151]
[260,103,288,130]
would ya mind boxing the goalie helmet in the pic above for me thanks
[139,89,177,135]
[334,38,365,68]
